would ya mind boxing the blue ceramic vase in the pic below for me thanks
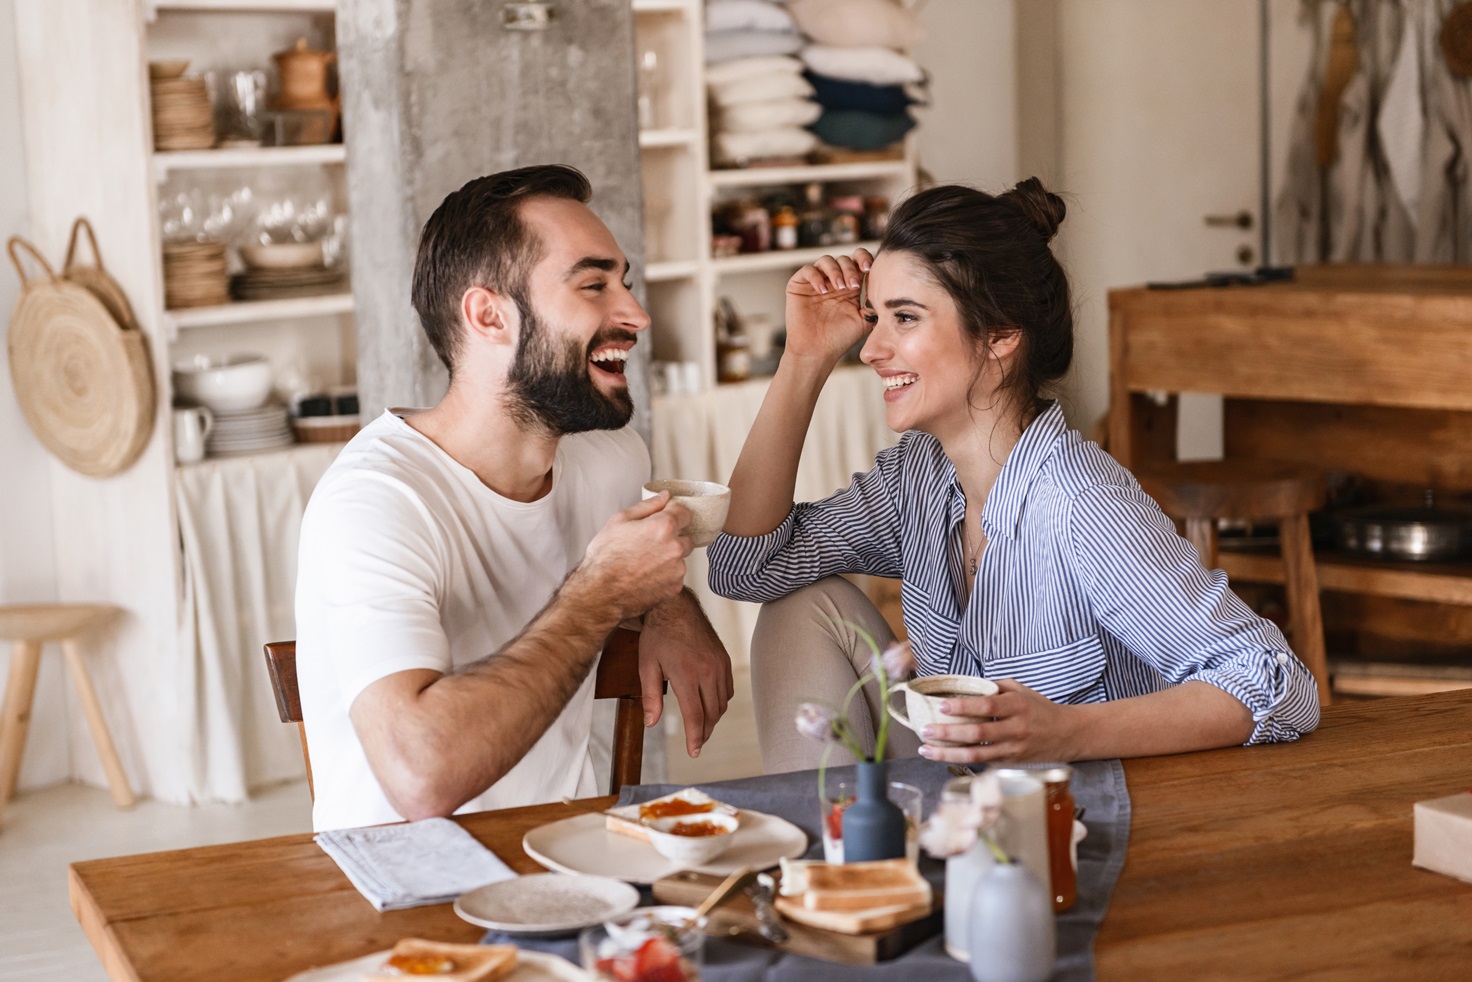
[967,861,1056,982]
[840,759,906,862]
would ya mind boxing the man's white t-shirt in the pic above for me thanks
[296,410,648,831]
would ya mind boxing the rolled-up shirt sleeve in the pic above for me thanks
[1065,482,1321,744]
[708,444,907,603]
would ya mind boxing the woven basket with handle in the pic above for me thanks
[6,226,155,477]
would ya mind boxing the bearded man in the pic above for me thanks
[295,165,733,832]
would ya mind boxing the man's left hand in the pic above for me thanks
[638,591,735,758]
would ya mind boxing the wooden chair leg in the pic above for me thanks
[609,698,645,794]
[1185,516,1219,568]
[60,640,136,808]
[1278,514,1331,707]
[0,640,43,815]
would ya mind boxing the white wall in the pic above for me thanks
[0,0,66,789]
[915,0,1019,188]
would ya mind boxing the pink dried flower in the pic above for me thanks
[875,640,915,684]
[919,771,1004,859]
[795,702,839,744]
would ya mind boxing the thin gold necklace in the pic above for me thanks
[965,522,985,577]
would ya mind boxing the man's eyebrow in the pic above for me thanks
[884,297,928,310]
[565,257,629,277]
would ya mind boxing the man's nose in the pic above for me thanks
[618,286,652,332]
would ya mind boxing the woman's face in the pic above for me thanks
[860,250,1004,440]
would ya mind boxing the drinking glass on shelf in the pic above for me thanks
[218,69,269,146]
[636,42,666,130]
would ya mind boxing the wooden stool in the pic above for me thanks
[1135,461,1332,707]
[0,604,135,820]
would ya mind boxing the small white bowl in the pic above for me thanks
[644,812,740,867]
[240,241,323,270]
[642,479,732,548]
[173,354,274,413]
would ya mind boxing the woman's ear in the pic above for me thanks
[987,326,1023,363]
[462,286,518,348]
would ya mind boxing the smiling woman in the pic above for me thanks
[707,180,1321,775]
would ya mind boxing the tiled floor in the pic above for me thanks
[0,667,765,982]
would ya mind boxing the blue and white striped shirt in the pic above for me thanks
[708,401,1320,744]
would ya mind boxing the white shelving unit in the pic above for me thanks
[153,143,346,180]
[633,0,917,391]
[164,291,354,331]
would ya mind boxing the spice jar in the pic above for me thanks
[829,195,863,245]
[729,200,771,253]
[863,195,890,240]
[996,764,1077,912]
[772,205,799,250]
[715,298,751,383]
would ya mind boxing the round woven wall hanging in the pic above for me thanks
[7,235,155,477]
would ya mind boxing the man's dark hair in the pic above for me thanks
[411,164,593,373]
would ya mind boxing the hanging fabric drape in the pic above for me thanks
[1276,0,1472,262]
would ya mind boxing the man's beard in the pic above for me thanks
[504,299,634,436]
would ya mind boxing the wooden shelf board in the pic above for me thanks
[709,160,909,188]
[712,242,880,275]
[165,292,354,330]
[153,144,345,179]
[632,0,694,12]
[1219,549,1472,606]
[152,0,335,12]
[639,129,699,149]
[646,260,699,282]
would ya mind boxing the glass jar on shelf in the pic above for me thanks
[715,297,752,383]
[829,195,863,246]
[863,195,891,240]
[798,182,829,248]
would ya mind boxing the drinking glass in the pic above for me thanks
[580,907,703,982]
[820,779,923,864]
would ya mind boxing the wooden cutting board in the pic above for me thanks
[651,869,943,965]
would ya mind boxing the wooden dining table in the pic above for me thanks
[70,688,1472,981]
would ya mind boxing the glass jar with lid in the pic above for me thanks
[994,764,1077,912]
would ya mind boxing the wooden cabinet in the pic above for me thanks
[1109,265,1472,696]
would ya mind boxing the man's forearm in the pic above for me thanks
[354,572,625,820]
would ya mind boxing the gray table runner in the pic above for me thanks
[484,757,1131,981]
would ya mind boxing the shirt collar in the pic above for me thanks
[980,401,1067,541]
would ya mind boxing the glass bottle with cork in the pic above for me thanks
[714,297,751,383]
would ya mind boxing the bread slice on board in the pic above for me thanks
[779,857,932,912]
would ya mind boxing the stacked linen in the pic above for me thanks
[787,0,925,155]
[706,0,819,166]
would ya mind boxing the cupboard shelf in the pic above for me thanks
[708,160,911,189]
[638,129,699,149]
[149,0,335,13]
[165,291,354,331]
[712,242,880,275]
[153,144,346,180]
[646,260,699,282]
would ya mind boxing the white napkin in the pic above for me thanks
[315,817,516,911]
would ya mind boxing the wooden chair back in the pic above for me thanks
[262,627,652,801]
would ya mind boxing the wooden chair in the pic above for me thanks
[0,604,135,823]
[1136,460,1332,706]
[262,627,653,800]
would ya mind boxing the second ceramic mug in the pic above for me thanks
[173,406,213,463]
[886,674,1000,747]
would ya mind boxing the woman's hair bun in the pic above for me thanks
[1001,177,1066,242]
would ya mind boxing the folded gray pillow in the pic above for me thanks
[809,108,916,152]
[707,30,806,63]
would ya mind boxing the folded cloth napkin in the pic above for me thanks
[713,126,819,166]
[709,71,815,108]
[707,0,797,34]
[315,817,516,911]
[787,0,924,50]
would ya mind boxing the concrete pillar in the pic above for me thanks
[338,0,649,434]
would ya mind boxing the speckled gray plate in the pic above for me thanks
[454,872,640,937]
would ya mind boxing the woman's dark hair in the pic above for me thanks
[411,164,593,373]
[877,178,1072,424]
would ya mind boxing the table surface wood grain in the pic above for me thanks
[70,689,1472,981]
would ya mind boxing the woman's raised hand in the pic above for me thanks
[783,249,875,367]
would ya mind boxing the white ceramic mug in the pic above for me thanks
[885,674,1000,747]
[642,479,731,547]
[173,406,213,463]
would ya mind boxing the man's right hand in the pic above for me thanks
[575,492,693,620]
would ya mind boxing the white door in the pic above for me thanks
[1048,0,1309,455]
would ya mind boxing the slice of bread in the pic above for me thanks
[361,939,517,982]
[778,857,932,912]
[604,788,739,843]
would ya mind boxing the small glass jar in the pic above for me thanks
[996,764,1077,912]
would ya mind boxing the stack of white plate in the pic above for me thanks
[206,403,295,457]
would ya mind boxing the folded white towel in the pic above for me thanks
[720,97,823,133]
[706,54,805,87]
[709,71,815,108]
[707,0,797,34]
[713,127,819,166]
[315,817,516,912]
[706,29,805,63]
[801,44,925,85]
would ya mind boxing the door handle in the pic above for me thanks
[1203,210,1254,229]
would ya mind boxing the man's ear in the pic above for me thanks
[462,286,518,348]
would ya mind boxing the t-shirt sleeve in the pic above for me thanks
[298,471,453,705]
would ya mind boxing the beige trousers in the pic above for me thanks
[749,576,923,773]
